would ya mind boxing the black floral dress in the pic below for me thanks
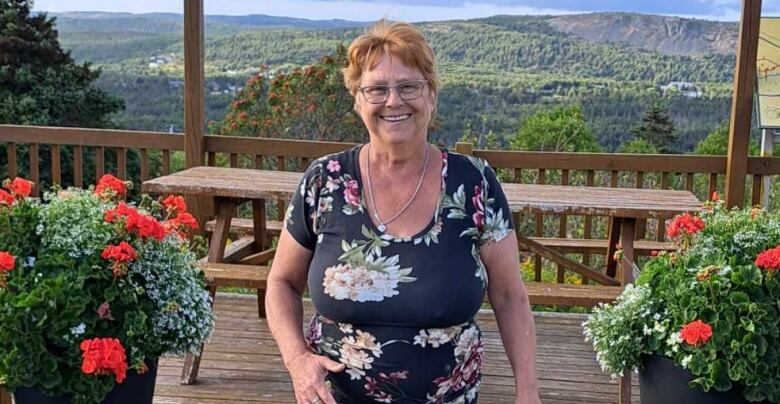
[285,145,514,403]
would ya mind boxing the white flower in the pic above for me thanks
[70,322,86,336]
[338,340,373,380]
[414,326,461,348]
[454,326,480,358]
[324,176,340,193]
[318,196,333,214]
[681,355,692,369]
[323,263,402,302]
[338,323,353,334]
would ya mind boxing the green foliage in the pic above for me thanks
[509,106,601,152]
[0,181,214,403]
[617,138,659,154]
[693,123,761,156]
[49,14,735,152]
[584,203,780,402]
[211,46,364,142]
[0,0,123,127]
[631,101,677,153]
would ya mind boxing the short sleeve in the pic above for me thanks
[284,161,323,251]
[478,163,515,246]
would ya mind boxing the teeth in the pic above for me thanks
[381,114,411,122]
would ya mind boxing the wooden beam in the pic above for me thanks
[184,0,205,168]
[725,0,762,208]
[183,0,211,226]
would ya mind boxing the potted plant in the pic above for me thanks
[584,195,780,403]
[0,175,215,404]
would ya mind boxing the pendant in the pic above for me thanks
[377,224,386,232]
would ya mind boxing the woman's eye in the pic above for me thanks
[399,84,417,93]
[366,87,388,96]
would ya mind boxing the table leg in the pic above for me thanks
[252,199,267,250]
[605,217,623,278]
[253,199,267,318]
[618,218,636,404]
[0,387,10,404]
[182,198,236,385]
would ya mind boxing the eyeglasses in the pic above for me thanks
[358,80,428,104]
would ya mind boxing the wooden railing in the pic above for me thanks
[4,124,780,286]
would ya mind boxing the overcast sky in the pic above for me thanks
[34,0,780,22]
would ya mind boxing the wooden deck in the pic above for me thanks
[153,294,639,403]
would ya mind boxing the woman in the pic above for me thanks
[266,20,541,404]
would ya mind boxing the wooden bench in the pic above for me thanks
[206,218,675,256]
[522,282,619,307]
[196,262,617,308]
[205,218,283,238]
[197,262,270,290]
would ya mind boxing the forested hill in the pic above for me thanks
[55,11,737,83]
[49,11,739,151]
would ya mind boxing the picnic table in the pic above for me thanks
[142,165,701,396]
[143,166,301,384]
[501,182,701,404]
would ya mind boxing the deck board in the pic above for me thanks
[153,294,639,403]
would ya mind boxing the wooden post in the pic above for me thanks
[725,0,762,209]
[760,129,774,208]
[0,388,11,404]
[183,0,212,226]
[454,141,474,155]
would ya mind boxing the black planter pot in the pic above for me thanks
[13,359,158,404]
[639,355,764,404]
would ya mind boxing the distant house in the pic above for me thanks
[148,54,175,69]
[660,81,702,98]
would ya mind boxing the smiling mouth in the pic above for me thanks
[380,113,412,122]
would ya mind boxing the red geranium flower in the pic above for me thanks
[756,246,780,272]
[80,337,128,383]
[95,174,127,198]
[5,177,32,198]
[174,212,198,230]
[162,195,187,214]
[680,320,713,346]
[101,242,138,263]
[0,252,15,273]
[104,202,140,224]
[666,213,705,238]
[134,215,166,240]
[711,192,720,202]
[0,190,14,205]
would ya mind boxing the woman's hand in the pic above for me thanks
[287,351,345,404]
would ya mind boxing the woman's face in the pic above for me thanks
[355,53,435,146]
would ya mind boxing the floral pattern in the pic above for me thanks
[286,146,512,402]
[306,315,482,403]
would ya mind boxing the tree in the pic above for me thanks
[631,101,676,153]
[693,123,760,156]
[617,138,659,154]
[0,0,125,190]
[509,106,600,152]
[0,0,123,127]
[212,46,364,142]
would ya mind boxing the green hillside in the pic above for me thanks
[52,12,738,152]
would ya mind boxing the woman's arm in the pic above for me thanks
[266,229,344,404]
[481,233,541,404]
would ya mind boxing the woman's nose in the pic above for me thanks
[384,87,404,107]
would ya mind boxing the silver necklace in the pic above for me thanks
[366,143,430,233]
